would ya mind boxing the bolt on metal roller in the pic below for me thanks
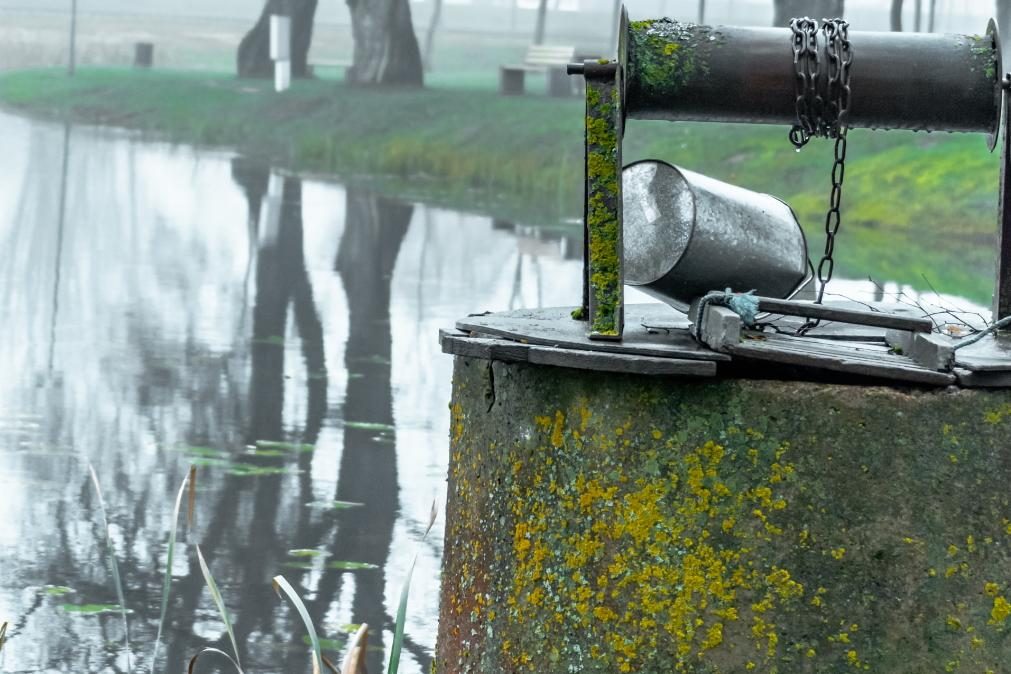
[619,14,1003,147]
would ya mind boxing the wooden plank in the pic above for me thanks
[727,335,956,386]
[954,367,1011,388]
[440,330,716,377]
[884,330,954,371]
[756,296,933,333]
[456,307,730,362]
[952,333,1011,372]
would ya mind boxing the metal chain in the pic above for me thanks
[792,17,852,334]
[789,18,820,148]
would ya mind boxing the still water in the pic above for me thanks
[0,110,590,674]
[0,111,992,674]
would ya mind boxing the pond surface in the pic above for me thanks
[0,110,591,674]
[0,110,991,674]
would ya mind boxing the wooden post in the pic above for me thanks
[270,15,292,92]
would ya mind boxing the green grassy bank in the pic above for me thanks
[0,68,1002,303]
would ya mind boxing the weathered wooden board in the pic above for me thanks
[953,333,1011,372]
[440,330,717,377]
[457,306,730,362]
[954,367,1011,388]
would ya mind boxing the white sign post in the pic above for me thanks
[269,15,292,92]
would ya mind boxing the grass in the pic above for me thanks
[0,67,1002,302]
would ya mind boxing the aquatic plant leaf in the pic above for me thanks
[341,624,369,674]
[42,585,75,596]
[255,439,315,452]
[387,501,439,674]
[326,561,379,571]
[227,463,299,477]
[182,446,230,459]
[288,549,328,558]
[196,545,241,669]
[187,646,245,674]
[187,465,197,527]
[305,500,365,510]
[152,468,192,674]
[88,463,131,672]
[61,603,133,615]
[272,575,323,674]
[304,635,346,651]
[342,421,395,432]
[281,561,315,571]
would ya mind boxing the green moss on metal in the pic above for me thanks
[627,18,712,116]
[585,80,621,337]
[439,358,1011,673]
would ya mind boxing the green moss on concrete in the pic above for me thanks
[585,78,622,337]
[439,357,1011,673]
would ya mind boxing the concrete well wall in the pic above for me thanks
[438,356,1011,673]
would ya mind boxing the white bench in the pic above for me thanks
[500,44,575,96]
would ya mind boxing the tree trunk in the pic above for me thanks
[698,0,706,23]
[423,0,443,70]
[928,0,936,31]
[347,0,424,85]
[533,0,548,45]
[914,0,921,31]
[772,0,844,27]
[237,0,319,79]
[891,0,903,31]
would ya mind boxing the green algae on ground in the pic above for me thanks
[439,356,1011,673]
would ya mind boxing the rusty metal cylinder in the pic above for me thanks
[622,160,810,310]
[620,15,1002,144]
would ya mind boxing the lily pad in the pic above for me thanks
[305,635,345,651]
[342,421,395,433]
[61,603,132,615]
[183,446,230,459]
[326,561,378,571]
[252,335,285,346]
[305,500,365,510]
[43,585,75,596]
[288,549,328,558]
[227,463,299,477]
[281,561,315,570]
[255,440,315,453]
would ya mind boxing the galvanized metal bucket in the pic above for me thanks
[622,160,811,311]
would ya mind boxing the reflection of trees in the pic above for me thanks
[4,126,435,670]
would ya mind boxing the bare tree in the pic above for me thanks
[891,0,903,31]
[238,0,319,79]
[423,0,444,70]
[533,0,548,45]
[347,0,424,84]
[772,0,844,26]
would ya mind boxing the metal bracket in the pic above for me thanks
[570,59,624,340]
[995,73,1011,323]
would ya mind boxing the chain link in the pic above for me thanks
[791,17,852,333]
